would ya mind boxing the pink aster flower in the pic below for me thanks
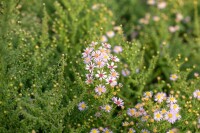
[110,70,119,79]
[92,50,102,60]
[102,105,112,112]
[103,128,113,133]
[106,77,117,87]
[154,111,163,121]
[78,101,87,111]
[170,104,181,112]
[154,92,167,103]
[167,95,177,104]
[110,55,120,62]
[101,35,108,43]
[127,108,137,117]
[102,43,111,49]
[112,97,124,107]
[82,47,93,58]
[95,70,107,80]
[94,59,105,68]
[86,62,95,72]
[85,77,93,84]
[107,62,117,70]
[165,110,180,124]
[106,31,115,38]
[143,91,153,98]
[84,56,92,64]
[121,69,130,77]
[113,46,123,53]
[95,84,106,95]
[157,1,167,9]
[141,129,150,133]
[90,128,100,133]
[128,128,136,133]
[193,90,200,100]
[89,41,98,47]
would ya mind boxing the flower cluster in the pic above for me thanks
[126,91,181,124]
[83,41,120,90]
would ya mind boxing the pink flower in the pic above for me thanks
[78,101,87,111]
[85,77,93,84]
[84,56,92,64]
[102,43,111,49]
[127,108,137,117]
[112,97,124,107]
[106,31,115,38]
[107,62,117,70]
[86,63,95,72]
[95,84,106,95]
[82,48,93,58]
[113,46,123,53]
[165,110,180,124]
[193,90,200,100]
[167,95,177,104]
[101,35,108,43]
[110,70,119,79]
[110,55,120,62]
[95,70,107,80]
[122,69,130,77]
[106,77,117,87]
[94,59,105,68]
[92,50,102,60]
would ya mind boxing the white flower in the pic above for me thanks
[165,110,180,124]
[110,55,120,62]
[95,70,107,80]
[106,77,117,87]
[107,62,117,70]
[154,111,163,121]
[106,31,115,38]
[78,101,87,111]
[82,47,93,58]
[102,105,112,112]
[147,0,155,5]
[154,92,166,103]
[94,59,105,68]
[141,129,150,133]
[92,50,102,60]
[101,35,108,43]
[193,90,200,100]
[170,104,181,112]
[157,2,167,9]
[112,97,124,107]
[127,108,136,117]
[170,74,178,81]
[95,85,106,95]
[128,128,136,133]
[167,95,177,104]
[122,69,130,77]
[110,70,119,79]
[102,43,111,49]
[90,128,100,133]
[85,77,93,84]
[113,46,123,53]
[86,62,95,72]
[84,56,92,64]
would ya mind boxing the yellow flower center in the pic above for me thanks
[168,113,173,118]
[81,104,86,109]
[130,109,135,115]
[156,113,161,118]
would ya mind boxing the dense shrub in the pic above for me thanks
[0,0,199,132]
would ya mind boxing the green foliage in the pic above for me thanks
[0,0,200,133]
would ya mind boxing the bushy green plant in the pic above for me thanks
[0,0,199,133]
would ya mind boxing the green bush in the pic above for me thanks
[0,0,199,133]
